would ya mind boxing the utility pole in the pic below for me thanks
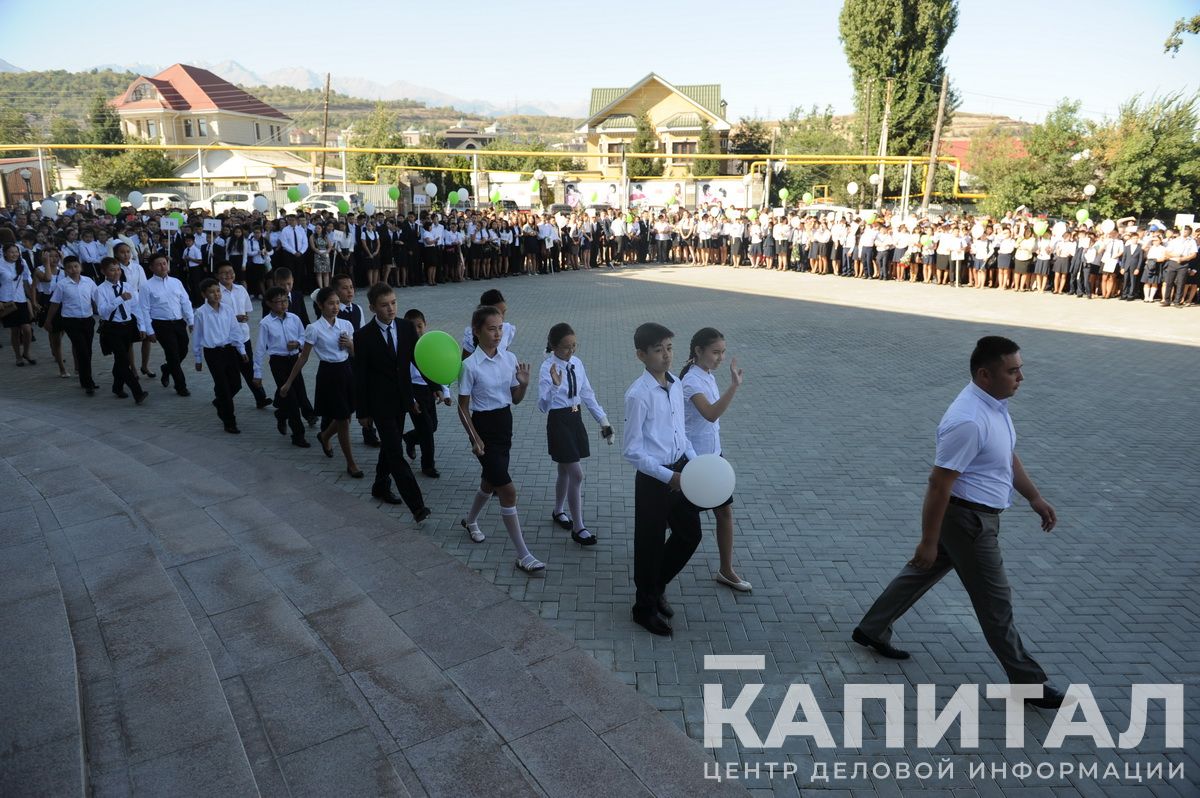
[319,72,331,186]
[921,72,949,213]
[874,78,894,211]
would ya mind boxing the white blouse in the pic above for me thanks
[681,367,722,456]
[459,346,519,412]
[304,316,354,363]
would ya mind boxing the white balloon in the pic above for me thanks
[971,224,984,238]
[533,169,545,181]
[1083,183,1096,197]
[680,454,736,509]
[1100,219,1115,234]
[252,195,269,213]
[296,183,310,199]
[40,198,58,219]
[127,190,144,208]
[364,201,376,215]
[458,188,469,201]
[846,181,859,196]
[868,173,881,186]
[424,182,438,197]
[1053,221,1068,236]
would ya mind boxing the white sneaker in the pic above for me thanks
[713,572,753,592]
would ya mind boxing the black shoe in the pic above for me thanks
[657,595,674,618]
[134,392,149,405]
[347,467,364,479]
[224,425,241,434]
[291,437,311,448]
[421,467,440,479]
[160,368,169,388]
[404,435,417,461]
[371,487,404,504]
[632,610,672,636]
[255,396,272,409]
[571,528,597,546]
[113,390,128,399]
[277,418,287,436]
[412,506,431,523]
[176,388,190,397]
[363,427,380,448]
[85,388,95,397]
[305,414,319,428]
[852,627,911,659]
[551,512,572,530]
[1025,684,1067,710]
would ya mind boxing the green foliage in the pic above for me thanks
[0,69,136,129]
[691,118,721,177]
[1165,14,1200,54]
[0,106,33,156]
[628,111,663,178]
[730,117,771,155]
[403,135,472,200]
[348,103,406,182]
[478,137,572,173]
[774,105,858,203]
[86,93,124,157]
[839,0,959,156]
[49,118,85,165]
[80,149,176,194]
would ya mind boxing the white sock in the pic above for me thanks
[500,505,531,560]
[554,464,569,516]
[465,489,491,526]
[565,463,588,537]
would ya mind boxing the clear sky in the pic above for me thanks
[3,0,1199,123]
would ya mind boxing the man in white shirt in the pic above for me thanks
[1160,225,1197,306]
[854,336,1066,709]
[279,215,310,291]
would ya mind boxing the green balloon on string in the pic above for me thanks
[169,211,185,226]
[336,200,350,214]
[1075,208,1089,223]
[447,191,459,206]
[388,186,400,201]
[802,192,813,204]
[104,196,121,215]
[287,187,301,202]
[414,331,463,385]
[530,180,540,192]
[778,188,789,200]
[490,189,502,203]
[590,192,598,203]
[1033,220,1048,236]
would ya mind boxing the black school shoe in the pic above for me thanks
[1025,684,1068,710]
[362,426,381,447]
[632,609,672,636]
[851,627,910,659]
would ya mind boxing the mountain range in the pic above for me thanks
[82,59,587,118]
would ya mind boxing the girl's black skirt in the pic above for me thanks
[473,406,513,487]
[547,406,589,463]
[315,359,354,420]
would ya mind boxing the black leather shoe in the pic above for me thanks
[160,368,169,388]
[133,392,149,405]
[852,627,910,659]
[223,425,241,434]
[176,388,190,397]
[404,436,417,461]
[421,467,440,479]
[291,437,311,448]
[305,415,319,428]
[371,487,403,505]
[632,610,672,636]
[113,390,128,399]
[1025,684,1067,709]
[571,528,598,546]
[363,427,381,448]
[256,396,272,409]
[412,506,431,523]
[277,418,287,435]
[657,595,674,618]
[85,388,95,397]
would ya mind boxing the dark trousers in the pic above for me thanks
[858,502,1047,684]
[269,354,305,438]
[656,239,670,263]
[152,319,189,391]
[403,384,438,469]
[1070,261,1092,297]
[239,339,267,403]
[203,346,242,426]
[185,267,209,306]
[59,316,95,391]
[1162,261,1189,303]
[372,412,425,515]
[101,320,141,395]
[632,468,702,613]
[877,249,892,279]
[1120,264,1140,298]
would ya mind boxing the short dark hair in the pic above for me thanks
[332,273,354,288]
[315,286,338,307]
[273,267,292,281]
[99,256,117,271]
[148,252,168,267]
[970,336,1020,377]
[479,288,505,306]
[199,277,219,294]
[215,261,234,273]
[62,255,80,266]
[366,282,393,306]
[634,322,674,352]
[403,308,425,322]
[264,286,287,303]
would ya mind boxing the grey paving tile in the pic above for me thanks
[445,648,573,742]
[210,594,319,673]
[602,712,749,797]
[401,722,540,798]
[233,523,318,570]
[114,661,237,764]
[390,598,502,669]
[529,647,658,735]
[278,727,408,798]
[470,597,575,666]
[177,549,277,616]
[306,594,419,672]
[242,651,364,757]
[0,733,84,798]
[60,513,150,562]
[351,651,478,750]
[510,716,653,798]
[127,734,256,796]
[263,556,364,616]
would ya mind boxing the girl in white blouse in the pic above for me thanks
[680,327,750,592]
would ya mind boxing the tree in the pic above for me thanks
[348,103,405,182]
[774,105,857,204]
[1165,14,1200,54]
[86,93,124,157]
[691,118,721,177]
[627,111,663,178]
[839,0,958,158]
[49,118,86,165]
[0,106,33,157]
[478,137,569,174]
[730,117,771,155]
[80,149,176,194]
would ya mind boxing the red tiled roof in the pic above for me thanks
[940,136,1027,173]
[113,64,289,120]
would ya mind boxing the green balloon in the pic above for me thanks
[491,190,502,203]
[388,186,400,201]
[336,200,350,214]
[287,187,301,202]
[747,209,758,220]
[802,192,814,204]
[169,211,185,226]
[1075,208,1089,223]
[778,188,789,200]
[862,210,877,223]
[530,180,540,192]
[447,191,459,206]
[1033,220,1048,236]
[920,235,933,246]
[413,330,462,386]
[104,196,121,215]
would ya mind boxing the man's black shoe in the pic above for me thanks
[277,418,287,436]
[412,506,431,523]
[363,427,381,448]
[852,627,910,659]
[256,396,272,409]
[657,595,674,618]
[224,425,241,435]
[176,388,190,397]
[1025,684,1067,710]
[421,467,440,479]
[133,391,149,405]
[160,367,169,388]
[371,487,404,505]
[291,437,311,448]
[632,610,672,636]
[405,435,417,461]
[113,389,128,399]
[305,415,319,428]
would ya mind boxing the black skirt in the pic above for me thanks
[547,407,590,463]
[315,359,354,420]
[472,406,513,487]
[2,301,31,329]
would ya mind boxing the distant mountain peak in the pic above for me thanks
[0,59,23,73]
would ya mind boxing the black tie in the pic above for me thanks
[567,363,577,399]
[384,324,394,355]
[114,283,127,320]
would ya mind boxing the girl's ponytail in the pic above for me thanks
[680,327,723,378]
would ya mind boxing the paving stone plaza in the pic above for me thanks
[2,264,1198,797]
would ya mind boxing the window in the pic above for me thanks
[255,122,261,140]
[197,119,208,137]
[131,83,154,101]
[134,120,142,137]
[147,120,157,138]
[673,141,697,155]
[183,119,193,138]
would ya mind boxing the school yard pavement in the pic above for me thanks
[3,263,1197,797]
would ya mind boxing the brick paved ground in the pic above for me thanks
[6,264,1197,796]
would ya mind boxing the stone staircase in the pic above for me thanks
[0,398,744,798]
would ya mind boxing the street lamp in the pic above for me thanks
[19,168,32,204]
[742,172,752,209]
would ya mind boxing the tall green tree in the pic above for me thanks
[86,93,124,157]
[80,149,176,194]
[839,0,958,158]
[729,117,771,155]
[348,103,406,182]
[1164,14,1200,53]
[690,118,721,177]
[627,110,663,178]
[0,107,33,157]
[774,105,857,203]
[49,118,86,165]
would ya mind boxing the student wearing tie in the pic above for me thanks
[538,323,613,546]
[43,255,99,394]
[113,241,156,383]
[330,273,378,447]
[216,263,270,409]
[401,308,449,478]
[252,286,310,448]
[2,242,38,367]
[94,258,149,404]
[353,283,430,519]
[140,253,194,396]
[622,322,702,636]
[279,215,310,291]
[192,278,247,434]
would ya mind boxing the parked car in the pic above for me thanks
[292,200,342,216]
[136,192,190,211]
[282,191,362,216]
[50,189,101,206]
[190,191,268,214]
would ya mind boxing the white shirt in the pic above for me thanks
[459,346,519,412]
[303,316,354,363]
[95,279,150,333]
[219,283,253,342]
[35,265,66,296]
[622,370,697,484]
[281,225,309,255]
[935,382,1017,510]
[537,354,607,424]
[140,275,194,324]
[192,301,246,363]
[118,260,146,292]
[681,367,721,456]
[49,275,97,318]
[461,321,515,355]
[410,362,428,387]
[254,312,305,379]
